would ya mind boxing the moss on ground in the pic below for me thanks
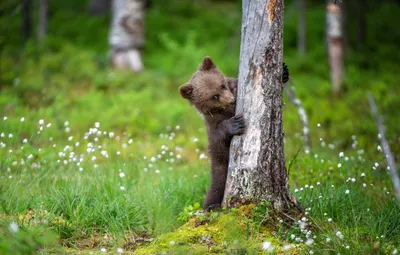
[134,206,300,254]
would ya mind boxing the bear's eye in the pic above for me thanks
[221,84,226,89]
[212,95,219,100]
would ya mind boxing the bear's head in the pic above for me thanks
[179,56,236,116]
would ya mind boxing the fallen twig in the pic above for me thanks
[367,92,400,201]
[285,79,311,151]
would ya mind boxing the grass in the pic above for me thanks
[0,0,400,254]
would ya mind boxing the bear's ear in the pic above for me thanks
[198,56,216,71]
[179,83,193,99]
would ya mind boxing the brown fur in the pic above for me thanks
[179,56,245,210]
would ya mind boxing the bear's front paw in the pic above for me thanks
[227,114,246,136]
[282,62,289,84]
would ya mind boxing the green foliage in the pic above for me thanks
[0,0,399,254]
[178,202,202,223]
[0,221,59,255]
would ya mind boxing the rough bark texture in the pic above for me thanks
[326,3,344,95]
[297,0,306,55]
[223,0,294,211]
[109,0,145,72]
[38,0,48,41]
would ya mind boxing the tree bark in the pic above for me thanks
[109,0,145,72]
[223,0,295,212]
[38,0,48,41]
[326,2,344,95]
[22,0,32,41]
[297,0,306,55]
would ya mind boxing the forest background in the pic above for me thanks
[0,0,399,254]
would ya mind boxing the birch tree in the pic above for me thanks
[326,2,344,95]
[223,0,298,212]
[109,0,145,72]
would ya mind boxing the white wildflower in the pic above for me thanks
[9,222,19,233]
[261,241,274,252]
[336,231,344,239]
[119,172,125,178]
[20,117,25,122]
[101,150,108,158]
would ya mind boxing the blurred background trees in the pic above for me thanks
[0,0,398,149]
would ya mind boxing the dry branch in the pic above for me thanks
[285,79,311,151]
[367,92,400,201]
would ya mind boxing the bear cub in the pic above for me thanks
[179,56,243,210]
[179,56,289,210]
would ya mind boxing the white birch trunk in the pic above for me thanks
[327,3,344,95]
[109,0,145,72]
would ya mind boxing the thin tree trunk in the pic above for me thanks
[38,0,48,41]
[88,0,111,16]
[109,0,145,72]
[22,0,32,41]
[326,2,344,95]
[356,0,366,51]
[223,0,296,212]
[297,0,306,55]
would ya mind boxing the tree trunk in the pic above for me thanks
[223,0,295,212]
[109,0,145,72]
[38,0,48,41]
[356,0,366,51]
[88,0,111,16]
[22,0,32,41]
[326,2,344,95]
[297,0,306,55]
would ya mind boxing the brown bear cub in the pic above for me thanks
[179,56,289,210]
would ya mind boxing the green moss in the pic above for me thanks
[134,209,299,254]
